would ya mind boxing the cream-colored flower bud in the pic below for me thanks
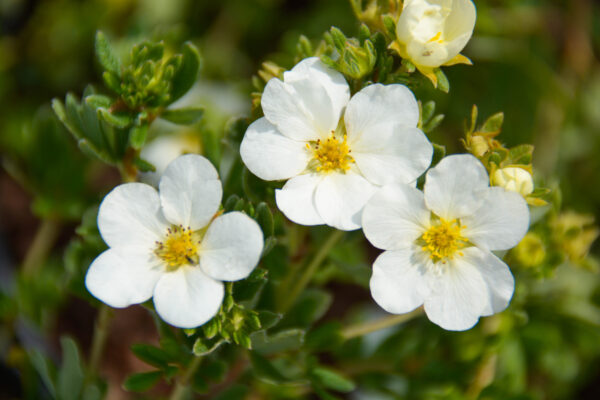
[395,0,476,69]
[492,167,534,196]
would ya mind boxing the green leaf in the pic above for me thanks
[85,94,112,109]
[278,288,332,329]
[423,114,445,133]
[169,42,201,103]
[306,322,343,351]
[131,344,171,369]
[29,350,56,397]
[57,337,84,400]
[133,157,156,172]
[255,202,274,237]
[98,108,132,129]
[421,101,436,124]
[129,124,148,150]
[311,367,355,393]
[193,338,227,356]
[123,371,163,392]
[95,31,121,76]
[508,144,534,165]
[249,352,288,384]
[102,71,121,93]
[250,328,305,356]
[382,14,397,38]
[431,143,446,166]
[161,107,204,125]
[330,27,347,51]
[481,112,504,133]
[257,310,282,330]
[434,68,450,93]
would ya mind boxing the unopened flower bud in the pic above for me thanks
[492,167,534,196]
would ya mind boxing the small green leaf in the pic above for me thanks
[95,31,121,76]
[161,107,204,125]
[85,94,112,110]
[311,367,355,393]
[423,114,445,133]
[382,14,397,38]
[250,328,305,356]
[193,338,227,356]
[306,322,343,351]
[434,68,450,93]
[98,108,132,129]
[249,352,288,384]
[421,101,436,124]
[257,310,282,330]
[330,27,347,50]
[481,112,504,133]
[255,203,274,237]
[57,337,84,400]
[29,350,56,397]
[133,157,156,172]
[432,143,446,166]
[123,371,163,392]
[169,42,201,103]
[131,344,171,369]
[102,71,121,93]
[129,124,148,150]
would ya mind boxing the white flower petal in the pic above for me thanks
[460,247,515,316]
[85,247,164,308]
[345,84,420,145]
[200,212,264,282]
[283,57,350,120]
[370,248,428,314]
[275,174,325,226]
[424,154,489,220]
[262,58,350,142]
[98,183,168,248]
[153,266,224,328]
[314,172,377,231]
[362,184,430,250]
[462,187,530,251]
[423,253,488,331]
[240,118,310,181]
[159,154,222,230]
[445,0,477,45]
[352,124,432,185]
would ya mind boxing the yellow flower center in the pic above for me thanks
[154,225,199,270]
[421,218,468,262]
[307,132,355,173]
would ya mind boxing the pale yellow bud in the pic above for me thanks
[492,167,534,196]
[395,0,476,68]
[470,135,490,157]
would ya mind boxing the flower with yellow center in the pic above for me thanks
[363,155,530,331]
[391,0,476,87]
[240,57,433,230]
[85,155,264,328]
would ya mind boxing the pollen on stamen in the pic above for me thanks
[154,225,200,270]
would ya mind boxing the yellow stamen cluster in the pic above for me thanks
[307,132,355,173]
[421,218,468,262]
[154,225,199,270]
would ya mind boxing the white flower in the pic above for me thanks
[85,154,264,328]
[492,167,534,197]
[363,154,529,331]
[393,0,476,84]
[240,57,432,231]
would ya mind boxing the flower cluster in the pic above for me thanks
[242,57,529,330]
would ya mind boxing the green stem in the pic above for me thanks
[341,308,423,340]
[88,305,112,378]
[22,219,61,276]
[169,356,203,400]
[278,229,345,313]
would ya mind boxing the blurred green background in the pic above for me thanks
[1,0,600,399]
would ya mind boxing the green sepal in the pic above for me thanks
[161,107,204,125]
